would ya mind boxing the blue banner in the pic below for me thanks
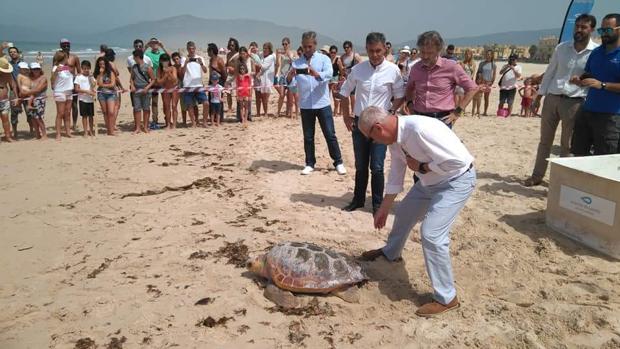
[560,0,596,43]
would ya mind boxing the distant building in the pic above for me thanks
[532,35,558,63]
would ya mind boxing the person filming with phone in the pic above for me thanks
[287,31,347,176]
[570,13,620,156]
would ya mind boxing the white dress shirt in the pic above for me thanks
[339,59,405,116]
[538,39,599,98]
[386,115,475,193]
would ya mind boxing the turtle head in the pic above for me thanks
[247,254,268,278]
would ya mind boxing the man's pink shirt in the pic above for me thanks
[407,57,477,113]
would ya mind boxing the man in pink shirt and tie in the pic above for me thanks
[405,31,478,128]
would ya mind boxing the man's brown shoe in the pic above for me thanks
[523,177,543,187]
[359,248,386,261]
[415,297,460,317]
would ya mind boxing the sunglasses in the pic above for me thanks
[282,42,289,46]
[344,46,351,49]
[330,51,337,54]
[597,26,620,35]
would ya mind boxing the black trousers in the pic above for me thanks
[571,107,620,156]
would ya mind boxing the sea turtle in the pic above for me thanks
[247,241,367,308]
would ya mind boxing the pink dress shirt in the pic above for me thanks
[406,57,477,113]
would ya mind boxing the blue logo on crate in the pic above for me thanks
[581,196,593,205]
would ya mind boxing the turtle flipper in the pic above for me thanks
[264,284,301,308]
[333,286,360,303]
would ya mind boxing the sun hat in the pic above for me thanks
[30,62,41,70]
[60,38,70,44]
[0,57,14,73]
[400,45,411,54]
[149,37,159,43]
[320,45,331,53]
[18,62,29,69]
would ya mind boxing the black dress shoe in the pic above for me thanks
[342,201,364,212]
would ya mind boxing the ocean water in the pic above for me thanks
[9,41,130,64]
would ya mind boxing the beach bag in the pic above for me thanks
[497,104,509,117]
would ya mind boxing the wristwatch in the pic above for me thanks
[454,106,464,116]
[601,82,607,90]
[418,162,428,174]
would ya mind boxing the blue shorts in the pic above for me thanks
[183,91,208,106]
[210,102,222,114]
[98,91,118,102]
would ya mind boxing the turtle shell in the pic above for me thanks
[265,242,366,293]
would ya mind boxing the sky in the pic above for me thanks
[4,0,617,44]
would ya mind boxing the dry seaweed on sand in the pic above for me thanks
[87,256,121,279]
[188,250,211,260]
[267,298,336,318]
[105,336,127,349]
[288,321,310,345]
[212,240,249,268]
[121,176,225,198]
[195,316,234,328]
[74,338,96,349]
[195,297,215,306]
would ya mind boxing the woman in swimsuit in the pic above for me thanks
[156,54,178,129]
[329,45,345,116]
[171,52,186,126]
[476,50,497,116]
[225,38,240,112]
[0,56,18,142]
[456,49,476,108]
[341,41,362,115]
[275,37,296,117]
[208,43,227,121]
[94,57,118,136]
[104,49,125,132]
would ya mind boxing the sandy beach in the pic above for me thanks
[1,61,619,349]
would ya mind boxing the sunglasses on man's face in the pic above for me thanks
[597,26,620,35]
[330,51,337,54]
[282,42,289,46]
[344,46,351,49]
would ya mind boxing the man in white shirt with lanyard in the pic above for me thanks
[337,32,405,214]
[358,106,476,317]
[524,14,598,186]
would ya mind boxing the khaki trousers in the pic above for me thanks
[531,94,582,180]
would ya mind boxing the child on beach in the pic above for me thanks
[208,73,225,126]
[129,50,155,134]
[518,78,536,117]
[74,60,96,136]
[27,62,48,139]
[236,63,252,127]
[471,72,483,118]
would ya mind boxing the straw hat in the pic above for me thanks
[320,45,331,54]
[0,57,13,73]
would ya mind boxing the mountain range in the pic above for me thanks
[2,15,561,50]
[397,28,561,48]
